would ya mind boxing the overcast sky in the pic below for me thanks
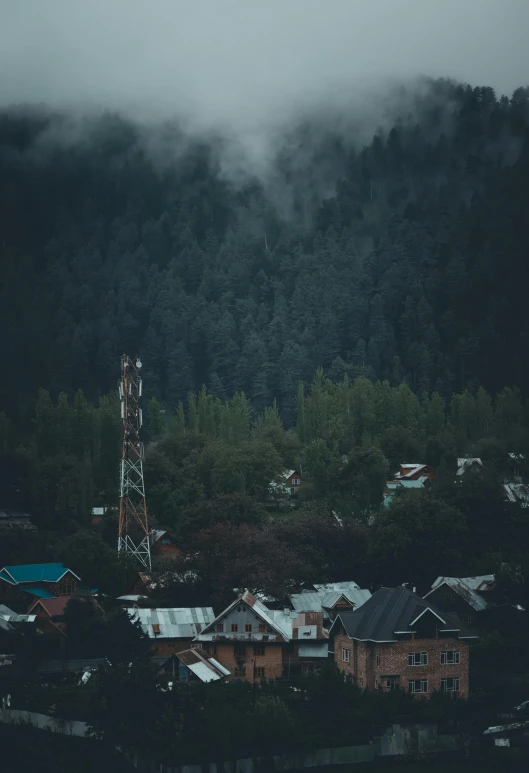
[1,0,528,132]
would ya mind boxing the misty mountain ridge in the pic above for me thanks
[1,78,529,419]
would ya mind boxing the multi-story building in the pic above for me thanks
[195,590,329,681]
[330,586,476,697]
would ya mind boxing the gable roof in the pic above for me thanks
[504,484,529,506]
[290,582,371,615]
[395,464,433,480]
[330,586,476,643]
[456,458,483,476]
[0,563,80,585]
[126,607,215,639]
[176,647,231,682]
[28,597,71,618]
[426,575,495,611]
[197,589,291,641]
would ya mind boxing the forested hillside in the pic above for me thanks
[2,79,529,425]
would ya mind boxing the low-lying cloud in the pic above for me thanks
[1,0,528,131]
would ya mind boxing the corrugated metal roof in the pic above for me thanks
[504,484,529,506]
[22,587,57,598]
[387,478,428,490]
[126,607,215,639]
[291,584,371,614]
[0,563,80,584]
[456,458,483,475]
[427,575,494,611]
[175,647,230,681]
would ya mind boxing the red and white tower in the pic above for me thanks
[118,354,151,569]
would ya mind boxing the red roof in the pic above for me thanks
[28,596,71,618]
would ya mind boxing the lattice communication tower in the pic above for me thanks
[118,354,151,569]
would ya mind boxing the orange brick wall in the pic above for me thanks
[334,632,469,697]
[203,642,284,682]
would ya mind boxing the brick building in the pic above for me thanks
[329,587,476,697]
[195,590,329,682]
[126,606,215,656]
[0,563,80,611]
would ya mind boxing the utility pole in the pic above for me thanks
[118,354,151,570]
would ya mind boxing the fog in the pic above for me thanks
[1,0,528,129]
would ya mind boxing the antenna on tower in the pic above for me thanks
[118,354,151,570]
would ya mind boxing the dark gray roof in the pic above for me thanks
[331,586,476,642]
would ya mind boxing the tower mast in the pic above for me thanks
[118,354,151,569]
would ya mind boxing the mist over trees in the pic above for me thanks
[1,80,528,426]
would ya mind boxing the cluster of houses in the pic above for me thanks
[384,455,529,508]
[0,557,506,697]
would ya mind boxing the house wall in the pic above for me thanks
[334,633,469,697]
[202,642,284,681]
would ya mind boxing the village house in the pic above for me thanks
[126,606,215,656]
[329,586,476,697]
[289,581,372,626]
[269,469,303,499]
[150,529,179,559]
[0,509,36,531]
[424,575,496,625]
[154,647,231,684]
[125,571,155,597]
[194,590,329,681]
[27,597,71,654]
[0,604,36,652]
[0,563,81,612]
[457,458,483,477]
[394,464,436,482]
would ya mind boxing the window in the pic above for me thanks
[57,581,75,596]
[245,624,252,633]
[385,678,397,691]
[254,645,265,656]
[216,623,224,632]
[342,647,350,663]
[231,623,238,632]
[234,644,246,656]
[255,667,265,678]
[359,677,364,687]
[408,679,428,694]
[235,667,246,677]
[441,677,460,692]
[375,679,379,690]
[258,623,266,633]
[408,652,428,666]
[152,623,160,635]
[441,650,460,665]
[375,652,381,666]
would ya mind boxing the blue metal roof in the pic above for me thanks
[22,587,57,598]
[0,569,15,585]
[0,563,74,584]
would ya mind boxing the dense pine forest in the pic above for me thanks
[2,75,529,767]
[1,78,529,598]
[1,79,529,421]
